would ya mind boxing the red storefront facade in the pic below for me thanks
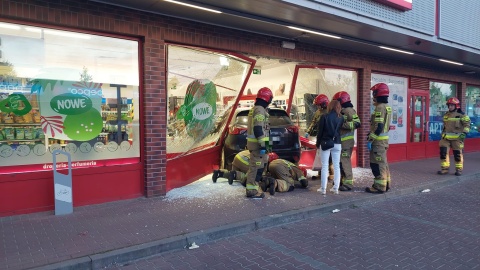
[1,0,479,216]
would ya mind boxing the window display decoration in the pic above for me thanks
[0,22,140,170]
[371,74,407,144]
[166,45,253,158]
[176,79,217,141]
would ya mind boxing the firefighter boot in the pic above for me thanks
[455,170,462,176]
[437,168,449,175]
[212,170,224,183]
[300,179,308,188]
[268,177,276,195]
[365,184,384,194]
[247,192,265,199]
[228,171,236,185]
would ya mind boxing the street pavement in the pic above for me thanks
[110,171,480,270]
[1,152,480,270]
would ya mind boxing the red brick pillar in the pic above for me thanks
[458,82,467,111]
[357,68,371,168]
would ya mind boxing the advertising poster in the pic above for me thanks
[371,74,407,144]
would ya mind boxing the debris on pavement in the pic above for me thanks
[188,242,199,249]
[421,189,431,193]
[332,209,340,213]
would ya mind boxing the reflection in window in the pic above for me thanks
[0,22,140,170]
[291,68,357,138]
[429,81,456,141]
[166,45,252,158]
[466,85,480,138]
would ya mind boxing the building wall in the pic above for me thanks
[307,0,436,35]
[440,0,480,49]
[1,0,479,196]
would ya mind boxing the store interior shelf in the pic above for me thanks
[102,111,129,113]
[0,123,41,126]
[0,139,43,142]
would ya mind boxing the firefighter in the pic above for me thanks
[366,83,392,194]
[245,87,273,199]
[212,150,250,186]
[437,97,470,176]
[305,94,334,181]
[332,91,361,191]
[261,152,308,195]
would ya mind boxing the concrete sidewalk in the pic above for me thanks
[2,153,480,270]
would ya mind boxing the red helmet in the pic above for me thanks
[313,94,329,108]
[446,97,460,109]
[268,152,279,162]
[332,91,351,104]
[256,87,273,103]
[370,83,389,97]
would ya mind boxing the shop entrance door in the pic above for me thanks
[407,91,429,159]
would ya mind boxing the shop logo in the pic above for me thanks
[50,93,92,115]
[192,102,213,120]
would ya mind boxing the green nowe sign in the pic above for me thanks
[253,68,261,75]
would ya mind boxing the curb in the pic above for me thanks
[30,172,480,270]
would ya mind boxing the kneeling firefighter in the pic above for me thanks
[212,150,250,185]
[260,152,308,195]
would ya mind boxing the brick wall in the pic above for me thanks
[2,0,479,196]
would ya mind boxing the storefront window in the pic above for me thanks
[0,22,140,172]
[371,74,408,144]
[465,85,480,138]
[291,67,357,139]
[429,81,456,141]
[166,45,253,158]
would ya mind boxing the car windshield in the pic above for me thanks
[235,109,292,126]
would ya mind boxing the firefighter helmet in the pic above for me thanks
[313,94,329,108]
[256,87,273,103]
[370,83,390,97]
[446,97,461,109]
[332,91,351,104]
[268,152,279,162]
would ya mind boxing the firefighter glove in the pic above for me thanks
[354,122,361,129]
[304,133,309,138]
[260,148,266,155]
[459,132,467,140]
[367,141,372,151]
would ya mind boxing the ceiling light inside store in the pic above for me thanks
[439,59,463,66]
[164,0,222,13]
[25,27,41,33]
[287,26,341,39]
[44,29,91,39]
[0,23,20,30]
[379,46,414,55]
[219,56,229,66]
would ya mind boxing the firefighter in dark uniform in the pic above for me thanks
[305,94,333,181]
[245,87,273,199]
[332,91,361,191]
[260,153,308,195]
[437,97,470,176]
[212,150,250,185]
[366,83,392,194]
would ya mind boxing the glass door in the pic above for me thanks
[407,90,429,159]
